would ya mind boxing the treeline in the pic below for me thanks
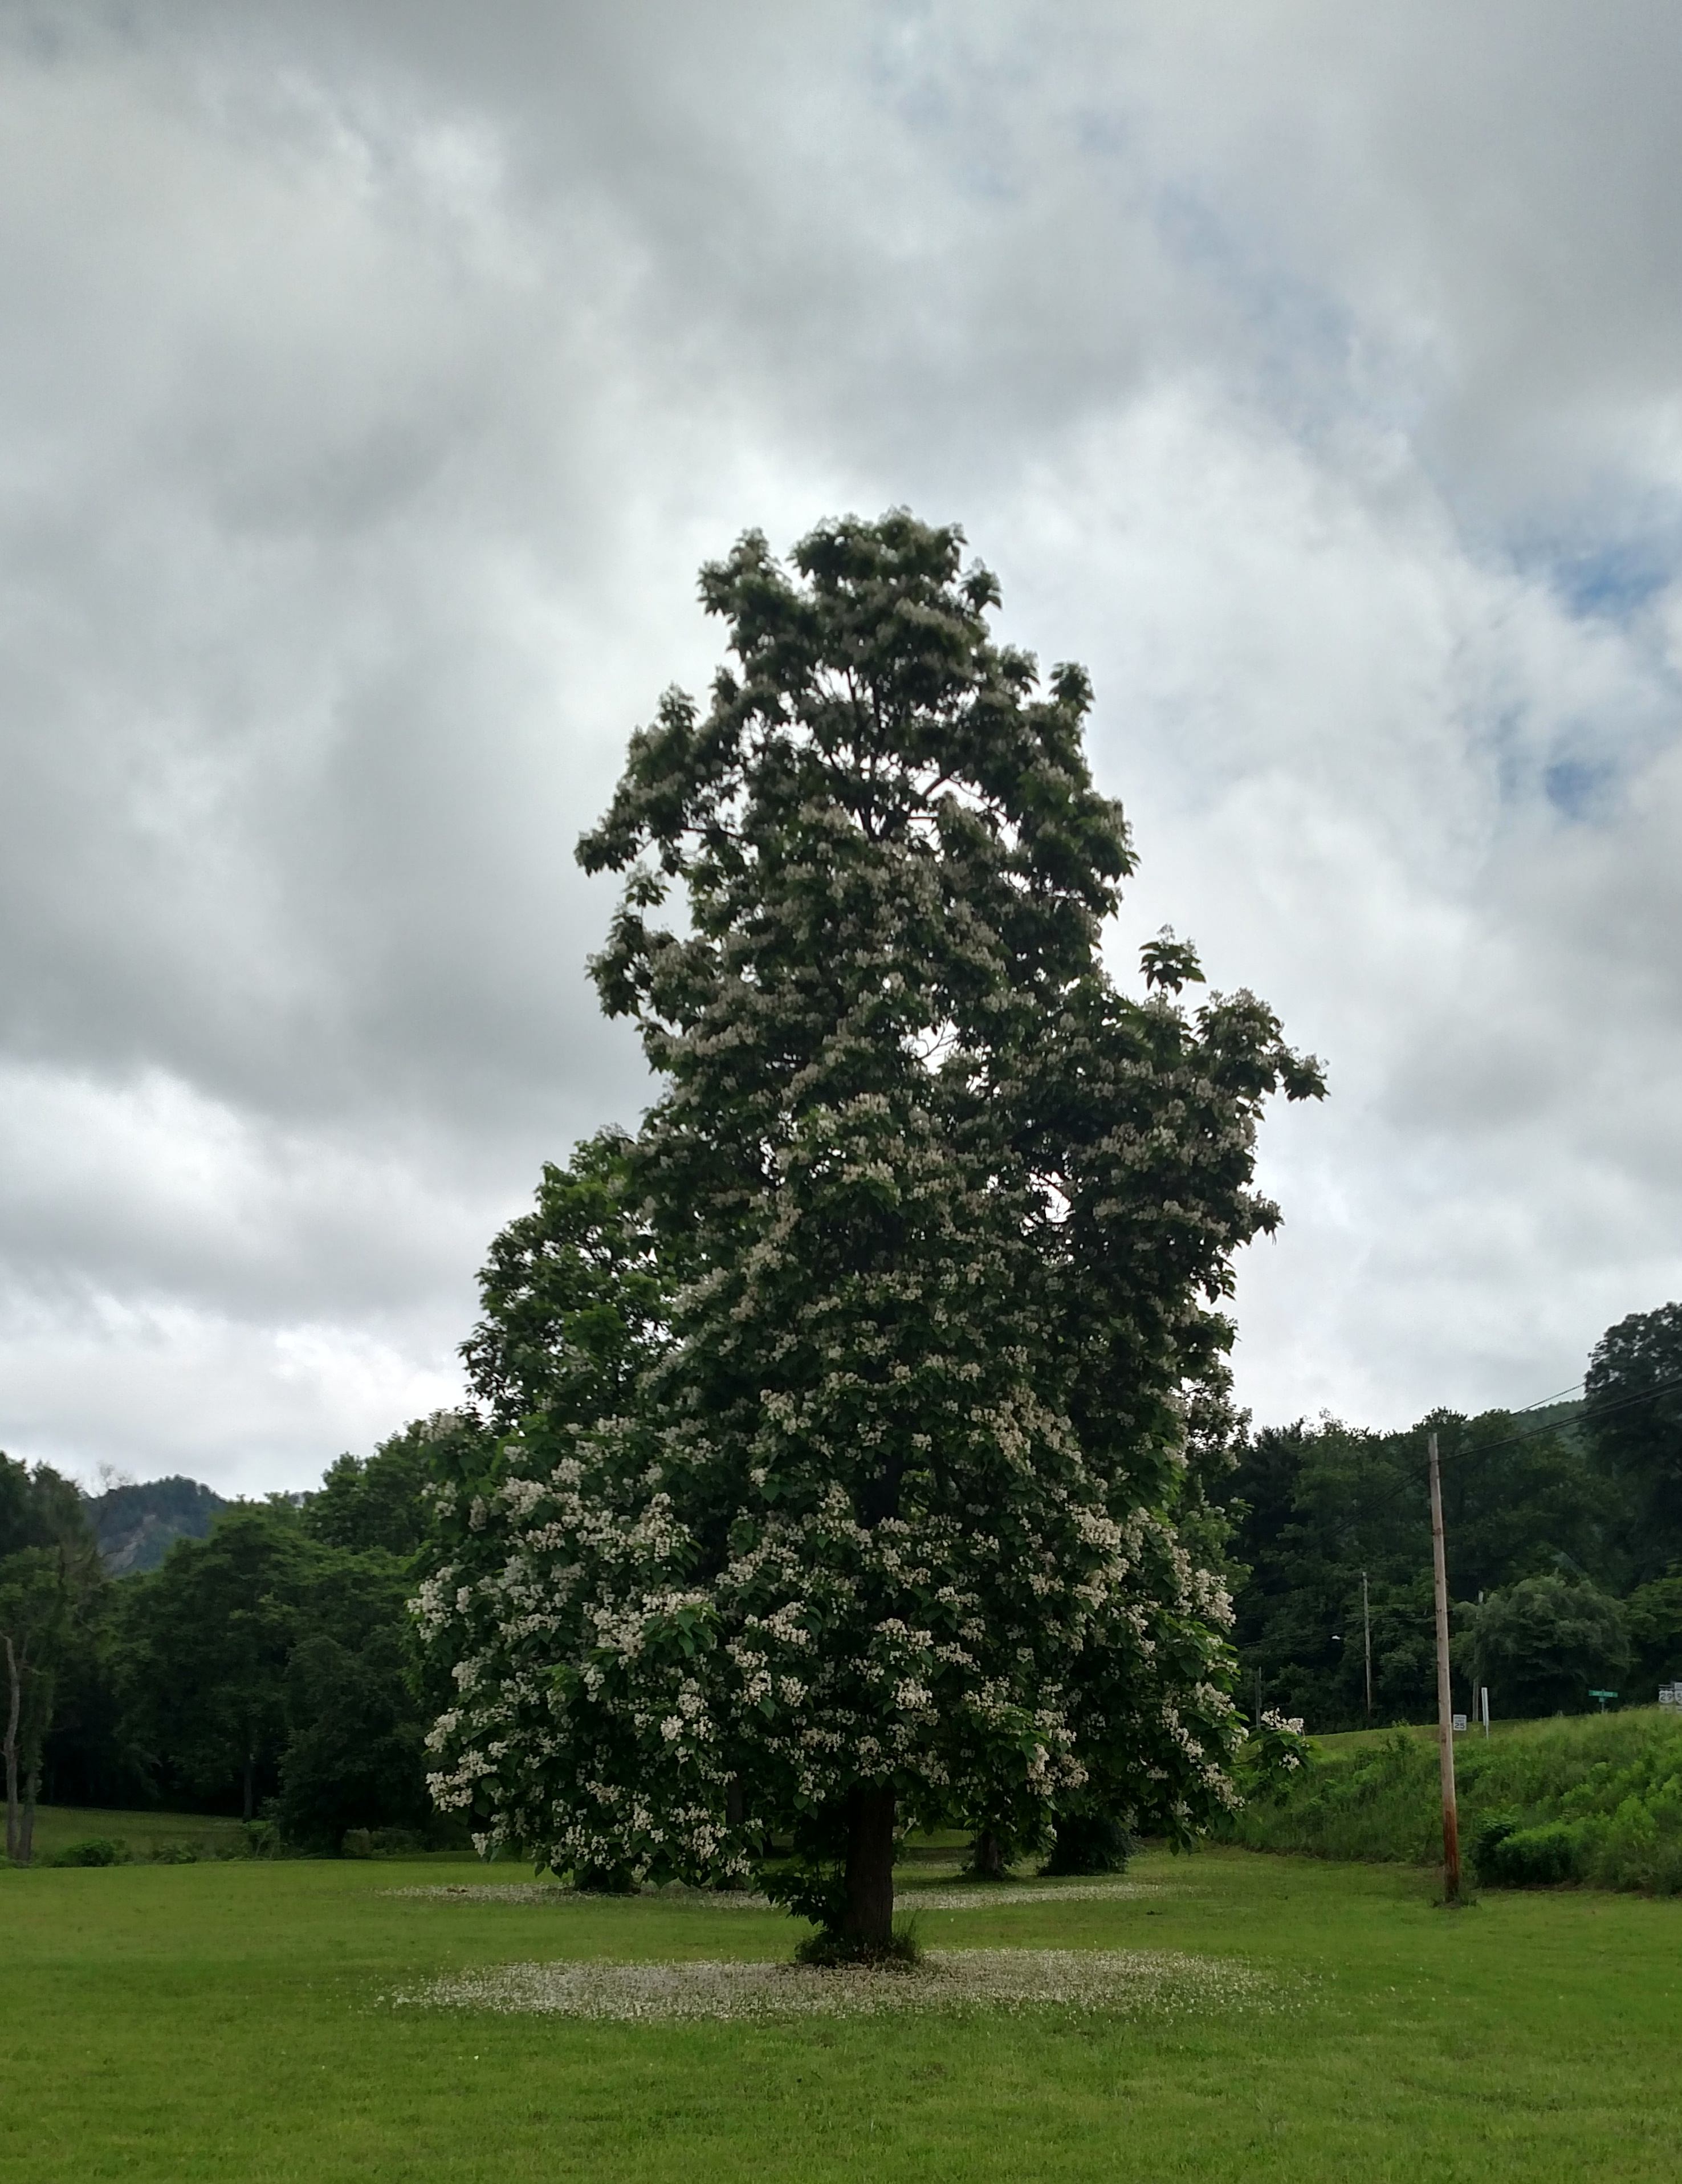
[1,1420,480,1861]
[5,1296,1679,1859]
[1228,1302,1682,1730]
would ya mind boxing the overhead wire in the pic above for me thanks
[1244,1370,1682,1641]
[1308,1370,1682,1526]
[1511,1379,1586,1413]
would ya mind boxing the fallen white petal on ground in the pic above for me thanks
[382,1878,1172,1911]
[389,1946,1272,2020]
[902,1882,1174,1910]
[380,1884,774,1907]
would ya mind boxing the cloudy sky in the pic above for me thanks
[4,1,1681,1492]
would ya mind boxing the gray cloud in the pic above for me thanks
[2,1,1680,1486]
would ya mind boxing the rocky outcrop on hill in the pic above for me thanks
[85,1475,227,1576]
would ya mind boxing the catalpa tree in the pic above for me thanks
[418,511,1322,1951]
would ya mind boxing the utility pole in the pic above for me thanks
[1428,1431,1461,1904]
[1362,1569,1373,1723]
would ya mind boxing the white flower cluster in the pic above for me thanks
[417,1302,1248,1878]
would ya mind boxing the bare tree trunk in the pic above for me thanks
[18,1759,38,1864]
[840,1784,895,1949]
[970,1828,1008,1880]
[3,1634,21,1865]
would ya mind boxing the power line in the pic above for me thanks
[1511,1380,1585,1413]
[1439,1372,1682,1467]
[1242,1373,1682,1698]
[1309,1370,1682,1524]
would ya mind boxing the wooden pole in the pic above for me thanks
[1362,1569,1373,1723]
[1428,1431,1461,1904]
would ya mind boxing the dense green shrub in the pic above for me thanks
[340,1826,428,1859]
[1624,1575,1682,1702]
[239,1819,283,1859]
[1481,1821,1583,1886]
[51,1837,128,1866]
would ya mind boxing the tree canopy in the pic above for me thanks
[418,511,1322,1947]
[1586,1303,1682,1585]
[115,1504,308,1821]
[1,1455,103,1860]
[111,1453,458,1842]
[1469,1575,1629,1719]
[303,1425,444,1559]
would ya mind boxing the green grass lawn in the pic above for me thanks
[4,1834,1681,2182]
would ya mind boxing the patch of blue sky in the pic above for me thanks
[1485,521,1682,824]
[1477,693,1654,831]
[1503,507,1682,632]
[1103,161,1408,449]
[1542,754,1619,822]
[1553,536,1676,623]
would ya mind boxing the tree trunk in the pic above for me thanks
[711,1775,748,1892]
[242,1751,255,1824]
[3,1634,21,1865]
[18,1760,38,1864]
[970,1828,1008,1880]
[839,1784,896,1948]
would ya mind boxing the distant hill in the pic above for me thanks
[1521,1397,1586,1449]
[85,1475,229,1576]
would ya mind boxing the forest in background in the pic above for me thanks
[1236,1302,1682,1730]
[3,1301,1680,1857]
[0,1421,475,1857]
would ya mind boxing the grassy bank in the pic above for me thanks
[6,1830,1682,2179]
[14,1805,471,1868]
[22,1804,252,1863]
[1234,1706,1682,1889]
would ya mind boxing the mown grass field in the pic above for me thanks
[4,1832,1681,2182]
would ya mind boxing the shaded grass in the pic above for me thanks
[26,1804,252,1861]
[5,1832,1682,2179]
[22,1804,475,1866]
